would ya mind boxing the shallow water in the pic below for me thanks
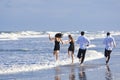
[0,31,119,74]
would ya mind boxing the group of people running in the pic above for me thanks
[48,31,116,65]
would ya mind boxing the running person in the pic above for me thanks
[49,33,63,61]
[76,31,90,65]
[68,35,75,63]
[103,32,116,64]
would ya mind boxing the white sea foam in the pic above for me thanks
[0,31,47,40]
[0,31,120,41]
[0,49,104,74]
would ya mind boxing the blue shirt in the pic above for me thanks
[103,36,116,50]
[76,36,90,49]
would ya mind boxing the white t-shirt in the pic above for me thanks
[103,36,116,50]
[76,36,90,49]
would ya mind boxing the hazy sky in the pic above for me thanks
[0,0,120,31]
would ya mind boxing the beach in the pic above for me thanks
[0,31,120,80]
[0,54,120,80]
[1,0,120,79]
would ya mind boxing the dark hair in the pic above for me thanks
[68,35,74,43]
[107,32,110,36]
[81,31,85,36]
[55,33,63,38]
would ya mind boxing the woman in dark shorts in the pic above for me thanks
[49,33,63,61]
[67,35,75,63]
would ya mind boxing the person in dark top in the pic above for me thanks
[54,40,60,51]
[49,33,63,61]
[66,35,75,63]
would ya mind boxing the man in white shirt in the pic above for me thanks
[76,31,90,64]
[103,32,116,64]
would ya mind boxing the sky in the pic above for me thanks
[0,0,120,31]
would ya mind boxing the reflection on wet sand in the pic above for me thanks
[55,67,61,80]
[105,65,113,80]
[69,65,75,80]
[79,66,87,80]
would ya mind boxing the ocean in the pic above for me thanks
[0,31,120,75]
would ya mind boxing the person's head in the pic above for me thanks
[55,33,63,38]
[107,32,110,36]
[68,34,72,39]
[68,34,74,42]
[81,31,85,36]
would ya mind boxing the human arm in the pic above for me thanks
[113,38,116,48]
[48,34,54,41]
[86,38,90,46]
[76,37,80,44]
[60,38,64,44]
[63,39,71,44]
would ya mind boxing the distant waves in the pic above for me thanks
[0,31,120,40]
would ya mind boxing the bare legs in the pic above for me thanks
[53,50,74,63]
[68,51,74,63]
[54,50,59,61]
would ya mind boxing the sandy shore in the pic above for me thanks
[0,53,120,80]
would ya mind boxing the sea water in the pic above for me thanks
[0,31,119,74]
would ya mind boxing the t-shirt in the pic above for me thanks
[103,36,116,50]
[76,36,90,49]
